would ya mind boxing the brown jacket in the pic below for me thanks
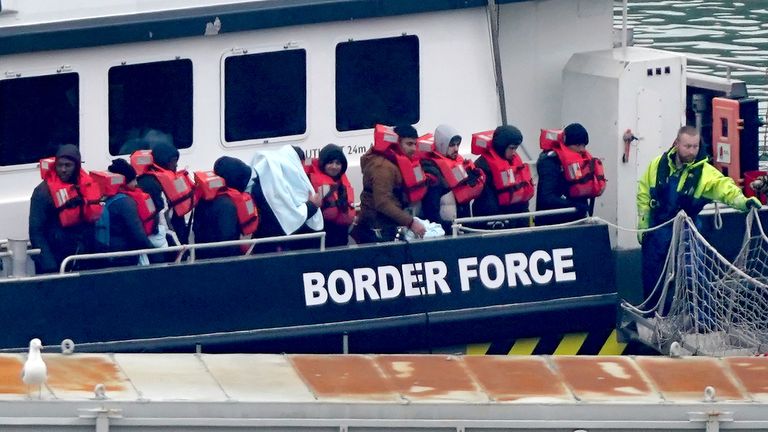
[358,150,414,230]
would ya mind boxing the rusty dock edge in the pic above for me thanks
[0,354,767,431]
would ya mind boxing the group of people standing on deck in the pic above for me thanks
[354,122,604,243]
[28,121,606,274]
[31,119,759,301]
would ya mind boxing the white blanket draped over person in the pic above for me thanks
[249,145,324,236]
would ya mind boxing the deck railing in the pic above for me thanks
[58,232,326,274]
[451,207,580,236]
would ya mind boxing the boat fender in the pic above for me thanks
[60,339,75,355]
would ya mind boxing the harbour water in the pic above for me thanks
[618,0,768,152]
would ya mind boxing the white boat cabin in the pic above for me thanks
[0,0,686,250]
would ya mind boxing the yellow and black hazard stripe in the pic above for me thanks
[465,328,633,356]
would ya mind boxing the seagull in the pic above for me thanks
[21,338,47,399]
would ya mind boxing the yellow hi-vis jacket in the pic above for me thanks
[637,148,751,233]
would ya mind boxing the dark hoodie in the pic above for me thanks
[471,126,529,228]
[29,144,94,273]
[193,156,253,259]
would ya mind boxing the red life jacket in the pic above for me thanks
[372,124,427,203]
[121,188,158,235]
[470,131,534,206]
[415,133,436,160]
[142,165,196,216]
[39,157,56,180]
[130,150,154,176]
[91,170,157,235]
[482,152,534,206]
[425,152,486,204]
[220,189,259,235]
[130,149,196,216]
[307,159,356,226]
[43,168,103,228]
[194,171,259,236]
[539,129,606,198]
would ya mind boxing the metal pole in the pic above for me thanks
[9,239,29,277]
[342,332,349,354]
[487,0,507,126]
[622,0,628,50]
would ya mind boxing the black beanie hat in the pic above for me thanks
[213,156,252,193]
[318,144,348,178]
[491,125,523,156]
[394,124,418,140]
[108,158,137,183]
[55,144,81,164]
[564,123,589,146]
[151,141,180,169]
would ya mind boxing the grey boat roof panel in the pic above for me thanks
[0,0,517,56]
[1,353,767,404]
[2,353,768,430]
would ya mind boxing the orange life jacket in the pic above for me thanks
[130,149,196,216]
[39,157,56,180]
[130,150,154,176]
[372,124,427,203]
[91,170,125,197]
[91,170,157,235]
[194,171,259,236]
[470,131,534,206]
[539,129,606,199]
[43,166,103,228]
[415,133,436,160]
[425,152,486,204]
[143,166,196,216]
[307,159,356,226]
[482,152,534,206]
[121,188,158,235]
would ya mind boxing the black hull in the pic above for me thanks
[0,223,619,353]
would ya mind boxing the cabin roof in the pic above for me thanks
[0,0,532,56]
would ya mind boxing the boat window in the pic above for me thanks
[335,35,420,132]
[109,59,193,155]
[224,49,307,142]
[0,73,79,166]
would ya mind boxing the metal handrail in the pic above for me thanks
[0,239,32,248]
[59,232,326,274]
[0,248,40,258]
[451,207,577,236]
[685,54,768,76]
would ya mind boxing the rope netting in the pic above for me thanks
[623,210,768,356]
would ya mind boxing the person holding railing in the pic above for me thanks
[193,156,258,259]
[29,144,101,273]
[470,125,534,229]
[637,125,761,304]
[354,124,427,243]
